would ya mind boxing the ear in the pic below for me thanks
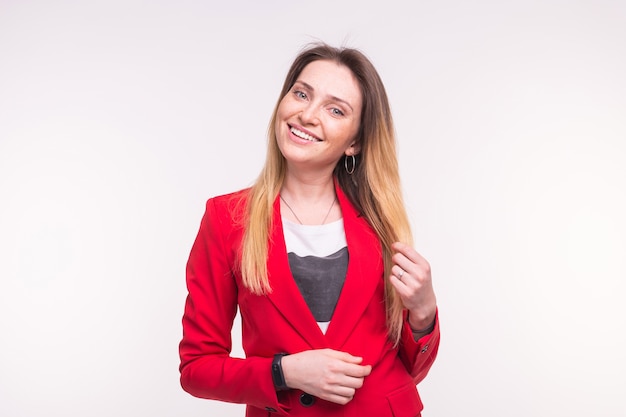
[345,141,361,156]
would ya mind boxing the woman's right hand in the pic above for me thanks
[280,349,372,405]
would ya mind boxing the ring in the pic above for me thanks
[397,268,404,280]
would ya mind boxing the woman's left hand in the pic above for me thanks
[390,242,437,331]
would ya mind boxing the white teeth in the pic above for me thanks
[290,127,318,142]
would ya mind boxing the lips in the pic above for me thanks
[289,125,321,142]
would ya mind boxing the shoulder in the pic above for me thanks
[207,188,250,208]
[204,188,251,224]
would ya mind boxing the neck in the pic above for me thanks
[280,171,339,225]
[281,170,336,202]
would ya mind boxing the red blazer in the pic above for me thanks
[179,183,440,417]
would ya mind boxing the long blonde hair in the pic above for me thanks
[240,43,413,345]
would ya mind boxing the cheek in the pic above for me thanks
[276,95,296,117]
[275,100,289,131]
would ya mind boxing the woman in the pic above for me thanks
[179,43,439,416]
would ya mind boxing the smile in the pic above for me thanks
[290,126,321,142]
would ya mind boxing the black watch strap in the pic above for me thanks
[271,353,290,391]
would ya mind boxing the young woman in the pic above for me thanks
[179,43,439,416]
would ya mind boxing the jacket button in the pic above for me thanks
[299,393,315,407]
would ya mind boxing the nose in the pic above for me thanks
[299,102,319,125]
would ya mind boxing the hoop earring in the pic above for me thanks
[344,154,356,175]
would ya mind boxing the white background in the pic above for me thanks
[1,1,625,416]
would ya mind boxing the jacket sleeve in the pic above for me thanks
[397,309,440,384]
[179,198,289,413]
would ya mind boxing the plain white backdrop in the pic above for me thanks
[1,1,625,416]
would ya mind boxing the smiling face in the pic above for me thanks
[274,59,363,176]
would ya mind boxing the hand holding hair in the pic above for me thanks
[389,242,437,333]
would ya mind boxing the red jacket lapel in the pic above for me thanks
[324,185,384,348]
[264,183,384,350]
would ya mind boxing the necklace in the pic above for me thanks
[280,194,336,225]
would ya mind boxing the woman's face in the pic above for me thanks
[275,60,363,174]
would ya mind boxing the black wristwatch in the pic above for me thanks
[271,353,290,391]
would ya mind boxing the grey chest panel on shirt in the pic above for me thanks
[288,247,349,322]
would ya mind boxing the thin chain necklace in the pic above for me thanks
[280,194,336,225]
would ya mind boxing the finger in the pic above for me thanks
[392,254,431,286]
[326,393,354,405]
[342,363,372,378]
[343,375,366,389]
[328,375,365,392]
[389,273,412,296]
[327,350,364,364]
[391,264,407,284]
[392,242,429,266]
[390,263,417,291]
[391,252,417,277]
[332,385,358,397]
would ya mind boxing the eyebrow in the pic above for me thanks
[295,80,354,112]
